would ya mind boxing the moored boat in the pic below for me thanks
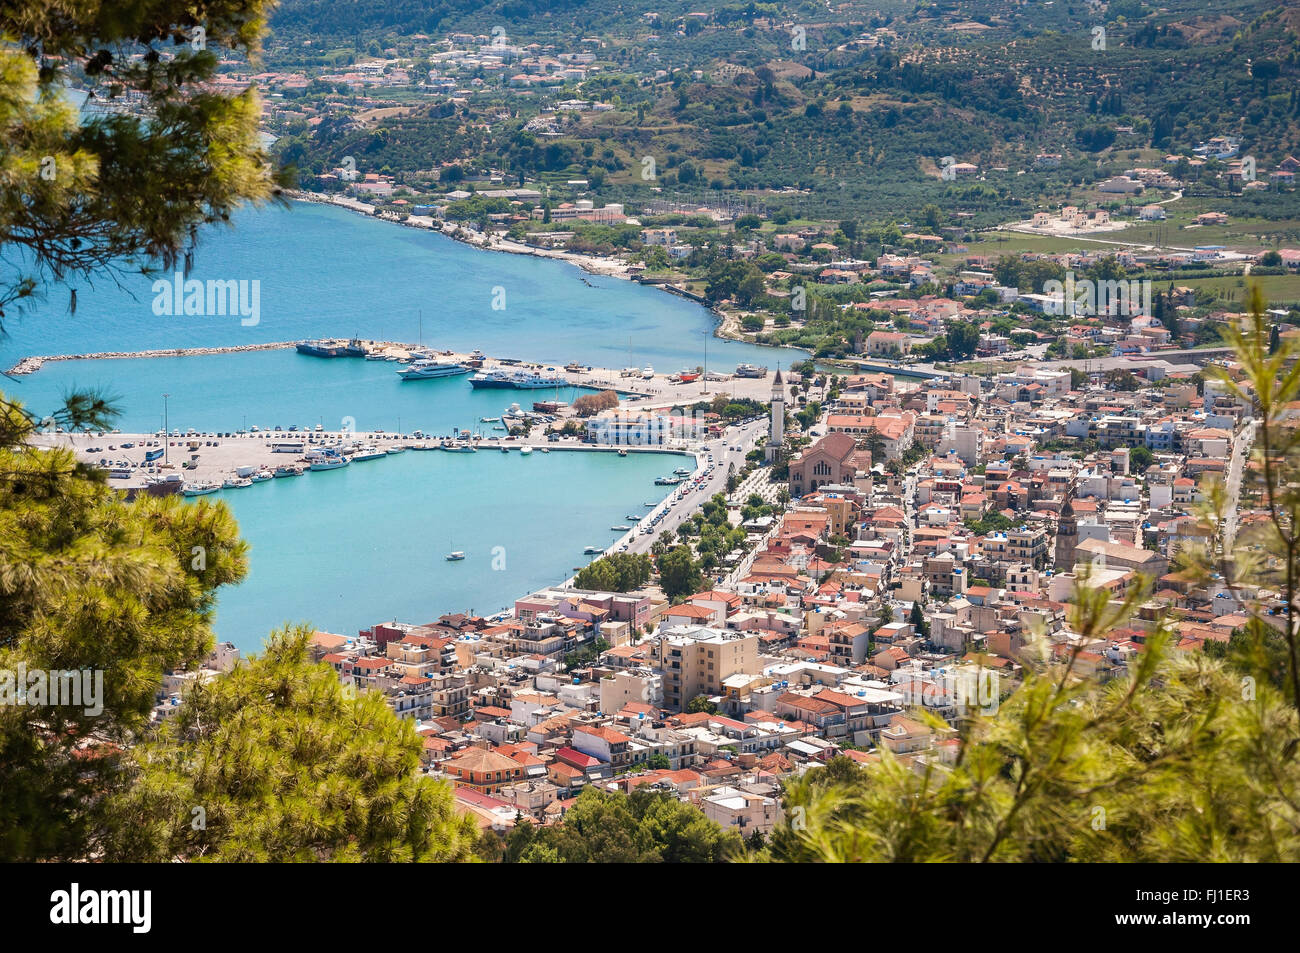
[182,481,220,497]
[445,551,466,561]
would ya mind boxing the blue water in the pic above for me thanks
[209,448,683,653]
[0,201,784,654]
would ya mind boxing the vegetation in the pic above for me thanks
[575,552,653,592]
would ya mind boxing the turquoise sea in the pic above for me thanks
[207,448,684,652]
[1,201,788,653]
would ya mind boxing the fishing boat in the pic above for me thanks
[307,449,350,471]
[445,551,466,561]
[677,370,701,383]
[251,469,273,482]
[182,481,220,497]
[350,446,388,461]
[273,465,303,478]
[222,477,242,489]
[442,443,477,453]
[398,360,472,380]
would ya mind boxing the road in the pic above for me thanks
[1223,419,1257,549]
[615,418,769,557]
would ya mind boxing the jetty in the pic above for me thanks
[6,341,297,376]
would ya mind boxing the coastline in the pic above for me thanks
[287,189,761,350]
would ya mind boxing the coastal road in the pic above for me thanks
[615,418,769,557]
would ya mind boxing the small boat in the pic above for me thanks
[445,551,466,561]
[655,476,683,486]
[442,443,477,453]
[584,546,602,554]
[182,481,220,497]
[307,451,350,471]
[611,525,632,532]
[351,447,388,461]
[386,446,406,455]
[500,446,510,453]
[674,467,691,476]
[540,447,550,453]
[493,425,506,431]
[643,502,656,507]
[273,465,303,478]
[480,417,501,423]
[626,514,640,520]
[520,446,533,456]
[222,477,242,489]
[251,469,273,482]
[618,449,628,457]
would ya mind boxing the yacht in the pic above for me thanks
[181,481,220,497]
[611,525,632,532]
[641,364,654,379]
[350,446,388,461]
[673,467,692,476]
[445,551,466,562]
[583,546,602,554]
[398,360,472,381]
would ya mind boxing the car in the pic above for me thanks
[121,442,135,449]
[108,445,117,451]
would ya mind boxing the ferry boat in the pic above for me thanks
[445,551,466,562]
[469,370,568,390]
[182,481,220,497]
[273,465,303,478]
[398,360,472,380]
[296,338,366,358]
[734,363,768,378]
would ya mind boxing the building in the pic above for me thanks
[788,433,867,498]
[651,626,760,712]
[766,368,785,463]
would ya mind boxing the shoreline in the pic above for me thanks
[288,190,769,352]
